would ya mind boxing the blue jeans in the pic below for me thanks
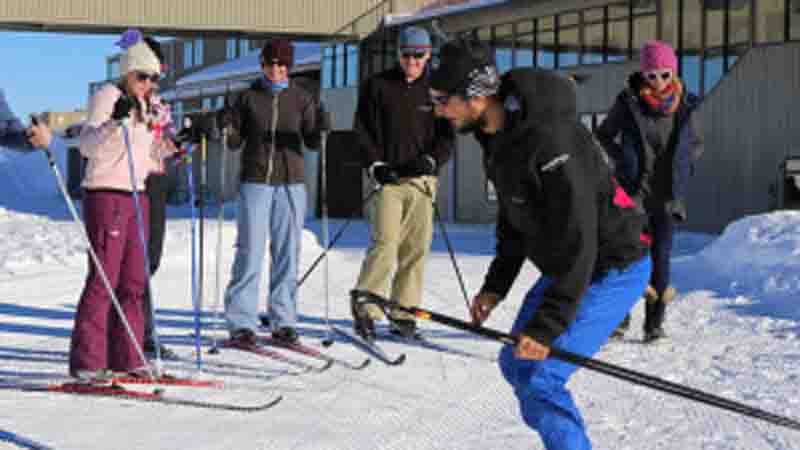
[498,256,651,450]
[225,183,306,332]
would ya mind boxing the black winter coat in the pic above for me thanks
[595,73,703,220]
[477,69,649,346]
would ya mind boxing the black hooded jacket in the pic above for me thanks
[476,69,649,346]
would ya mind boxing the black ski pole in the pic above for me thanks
[353,290,800,433]
[431,199,470,314]
[297,186,381,287]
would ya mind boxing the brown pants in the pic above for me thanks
[356,176,437,320]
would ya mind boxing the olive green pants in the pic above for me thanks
[356,176,437,321]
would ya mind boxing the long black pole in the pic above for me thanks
[353,290,800,432]
[297,186,381,287]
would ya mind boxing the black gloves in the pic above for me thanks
[111,95,136,122]
[370,162,400,185]
[397,154,438,177]
[412,154,437,176]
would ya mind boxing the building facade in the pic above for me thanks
[320,0,800,232]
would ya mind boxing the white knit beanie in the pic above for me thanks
[121,40,161,75]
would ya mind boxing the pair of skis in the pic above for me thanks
[212,335,370,372]
[0,375,281,412]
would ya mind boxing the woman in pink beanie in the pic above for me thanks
[594,39,704,343]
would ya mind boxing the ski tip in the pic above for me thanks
[388,354,407,366]
[354,358,371,370]
[315,359,335,373]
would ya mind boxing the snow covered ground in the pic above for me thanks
[1,146,799,450]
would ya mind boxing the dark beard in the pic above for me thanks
[455,110,488,135]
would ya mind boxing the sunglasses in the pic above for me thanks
[430,93,451,107]
[645,70,672,82]
[263,60,288,67]
[400,51,427,60]
[135,71,160,83]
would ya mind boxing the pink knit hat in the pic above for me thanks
[640,40,678,73]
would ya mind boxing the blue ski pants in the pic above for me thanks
[498,256,651,450]
[225,183,306,332]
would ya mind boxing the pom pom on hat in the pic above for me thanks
[117,29,161,75]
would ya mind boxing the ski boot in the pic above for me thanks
[389,318,419,339]
[272,327,300,344]
[643,286,674,344]
[350,291,377,342]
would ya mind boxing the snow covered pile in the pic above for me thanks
[691,211,800,308]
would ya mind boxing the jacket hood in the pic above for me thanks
[496,69,578,155]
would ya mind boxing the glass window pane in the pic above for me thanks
[558,26,580,68]
[538,16,555,31]
[559,13,579,28]
[184,42,193,68]
[195,40,204,66]
[608,3,630,20]
[703,48,724,94]
[584,8,604,23]
[584,23,605,64]
[683,0,703,64]
[706,4,725,48]
[335,44,345,88]
[322,47,334,89]
[756,0,786,43]
[791,0,800,40]
[538,30,556,68]
[682,54,701,94]
[347,44,359,87]
[494,24,514,73]
[516,32,535,66]
[516,19,534,35]
[633,0,657,15]
[662,0,680,44]
[240,39,250,56]
[632,15,658,59]
[728,0,752,45]
[608,19,629,62]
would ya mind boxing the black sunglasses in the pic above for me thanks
[430,93,451,106]
[645,70,672,82]
[135,71,160,83]
[400,51,427,60]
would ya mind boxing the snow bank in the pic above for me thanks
[690,211,800,310]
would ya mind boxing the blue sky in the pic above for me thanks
[0,31,118,122]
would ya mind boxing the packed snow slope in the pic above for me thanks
[1,146,799,450]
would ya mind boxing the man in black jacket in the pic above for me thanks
[351,26,455,339]
[429,39,651,450]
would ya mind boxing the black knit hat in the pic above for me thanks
[429,37,495,95]
[261,38,294,68]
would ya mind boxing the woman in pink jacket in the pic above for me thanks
[69,30,175,379]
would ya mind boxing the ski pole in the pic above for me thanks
[121,123,164,377]
[210,126,228,353]
[318,110,332,345]
[297,186,381,287]
[183,143,203,369]
[353,290,800,433]
[199,131,207,314]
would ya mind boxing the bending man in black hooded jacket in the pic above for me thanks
[429,39,652,450]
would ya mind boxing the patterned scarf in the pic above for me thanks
[640,78,683,115]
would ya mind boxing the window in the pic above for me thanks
[515,33,535,67]
[632,14,658,59]
[108,60,120,80]
[183,41,193,68]
[682,0,702,93]
[728,0,752,45]
[335,44,345,88]
[703,48,724,94]
[756,0,785,43]
[226,39,237,60]
[240,39,250,56]
[322,46,334,89]
[215,96,225,110]
[583,9,605,65]
[194,40,204,66]
[608,15,630,62]
[347,43,359,87]
[706,3,725,49]
[494,24,514,73]
[173,101,183,127]
[537,17,556,69]
[791,0,800,40]
[202,97,212,112]
[557,13,581,68]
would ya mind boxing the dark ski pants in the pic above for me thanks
[69,190,149,375]
[648,210,674,295]
[143,172,169,341]
[498,256,651,450]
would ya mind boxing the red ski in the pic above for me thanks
[257,336,370,370]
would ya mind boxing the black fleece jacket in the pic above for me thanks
[354,66,454,174]
[477,69,649,346]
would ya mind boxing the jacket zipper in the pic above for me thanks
[265,91,281,184]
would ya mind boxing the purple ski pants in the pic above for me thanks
[69,190,149,375]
